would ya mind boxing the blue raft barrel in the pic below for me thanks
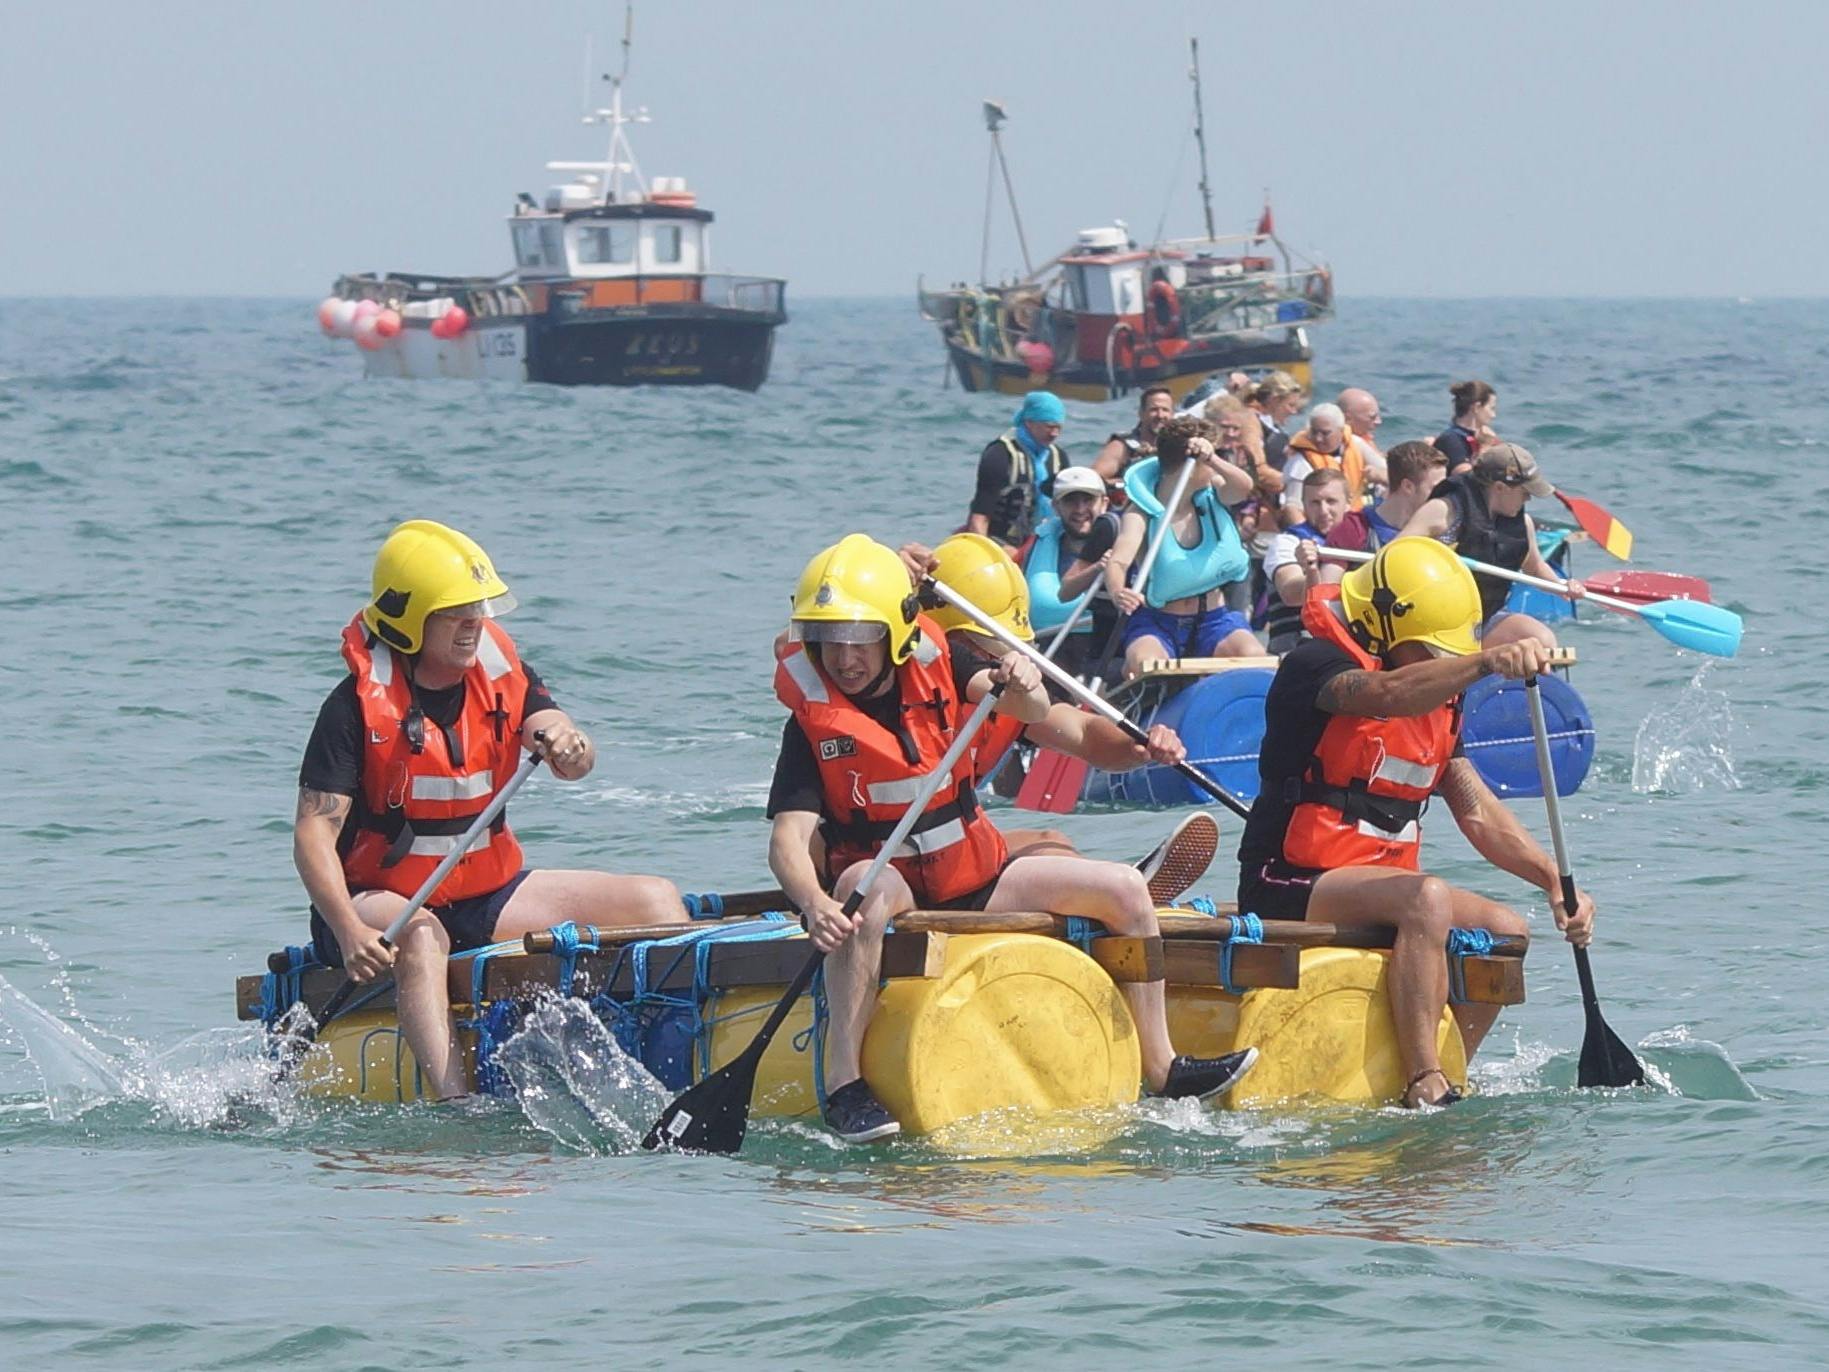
[1079,657,1594,808]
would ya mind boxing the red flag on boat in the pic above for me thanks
[1256,202,1275,237]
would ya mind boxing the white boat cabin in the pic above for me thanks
[1057,226,1186,317]
[510,180,711,281]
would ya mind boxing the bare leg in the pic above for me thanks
[821,862,914,1087]
[1214,626,1266,657]
[1001,828,1080,861]
[1443,887,1529,1056]
[493,868,686,941]
[1122,629,1177,681]
[1306,867,1457,1103]
[1482,611,1557,651]
[985,855,1179,1089]
[349,890,466,1100]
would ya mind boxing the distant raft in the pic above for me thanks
[240,903,1528,1138]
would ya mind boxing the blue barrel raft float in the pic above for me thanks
[1082,648,1593,808]
[239,904,1529,1135]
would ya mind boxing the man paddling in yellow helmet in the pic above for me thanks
[294,521,686,1101]
[1236,536,1597,1107]
[768,534,1257,1142]
[918,533,1221,902]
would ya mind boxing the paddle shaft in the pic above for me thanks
[1318,545,1637,616]
[1087,454,1199,693]
[1524,677,1601,1009]
[313,738,547,1028]
[927,577,1250,819]
[697,687,1007,1073]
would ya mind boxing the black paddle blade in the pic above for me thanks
[642,1042,763,1154]
[1578,1005,1646,1089]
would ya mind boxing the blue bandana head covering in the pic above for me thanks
[1015,390,1066,427]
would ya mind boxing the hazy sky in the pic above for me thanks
[6,0,1827,298]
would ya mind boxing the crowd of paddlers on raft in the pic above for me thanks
[291,376,1597,1143]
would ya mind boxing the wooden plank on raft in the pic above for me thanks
[1163,940,1302,990]
[1459,955,1526,1006]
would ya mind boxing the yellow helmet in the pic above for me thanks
[1339,536,1480,657]
[925,532,1033,642]
[363,520,516,654]
[788,534,922,663]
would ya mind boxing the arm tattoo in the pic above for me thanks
[295,788,351,822]
[1434,758,1487,819]
[1316,670,1380,716]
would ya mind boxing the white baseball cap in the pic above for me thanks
[1052,466,1107,499]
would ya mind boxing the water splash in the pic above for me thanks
[494,995,671,1154]
[0,928,307,1129]
[1631,661,1741,793]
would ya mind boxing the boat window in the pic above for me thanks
[512,221,547,269]
[1062,266,1089,312]
[653,224,683,264]
[575,223,636,265]
[540,222,565,271]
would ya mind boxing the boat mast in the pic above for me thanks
[550,4,648,206]
[1189,37,1218,242]
[981,101,1034,281]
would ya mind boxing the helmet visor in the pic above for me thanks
[790,620,888,646]
[429,592,518,623]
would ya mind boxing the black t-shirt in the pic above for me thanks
[1057,510,1120,570]
[299,665,557,797]
[765,644,1060,818]
[970,438,1068,533]
[1237,639,1360,868]
[1433,425,1477,470]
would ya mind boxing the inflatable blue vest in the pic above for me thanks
[1122,457,1248,607]
[1026,517,1104,635]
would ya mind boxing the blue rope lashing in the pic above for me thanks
[1062,916,1100,954]
[1220,912,1264,995]
[467,999,523,1097]
[1445,926,1496,1005]
[545,920,586,997]
[258,945,323,1026]
[790,962,834,1110]
[1180,894,1220,918]
[682,891,727,920]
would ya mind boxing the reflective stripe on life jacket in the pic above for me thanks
[1274,586,1462,871]
[1122,456,1249,606]
[774,615,1007,904]
[989,431,1064,546]
[1431,471,1530,622]
[339,613,529,904]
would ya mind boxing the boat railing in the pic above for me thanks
[699,274,787,317]
[1176,266,1333,338]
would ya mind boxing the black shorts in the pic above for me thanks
[1237,859,1321,922]
[309,869,532,967]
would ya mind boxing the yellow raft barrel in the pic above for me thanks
[237,907,1524,1128]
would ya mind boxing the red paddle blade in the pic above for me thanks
[1554,490,1633,561]
[1584,569,1711,605]
[1015,747,1089,813]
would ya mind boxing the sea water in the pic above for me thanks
[3,296,1825,1368]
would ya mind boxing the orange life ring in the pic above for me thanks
[1145,280,1182,339]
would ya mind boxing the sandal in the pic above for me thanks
[1402,1067,1464,1109]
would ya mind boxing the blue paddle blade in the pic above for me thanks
[1462,675,1595,799]
[1636,597,1742,657]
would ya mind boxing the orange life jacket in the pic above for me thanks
[340,614,530,904]
[774,616,1007,904]
[1289,428,1370,508]
[1277,587,1461,871]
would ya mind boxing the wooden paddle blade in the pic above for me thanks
[1584,570,1710,605]
[1636,597,1742,658]
[642,1043,762,1154]
[1578,1006,1646,1088]
[1555,490,1633,561]
[1015,747,1089,813]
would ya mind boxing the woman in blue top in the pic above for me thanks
[1103,414,1261,680]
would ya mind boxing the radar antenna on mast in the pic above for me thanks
[555,3,649,204]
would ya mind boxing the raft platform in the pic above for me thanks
[241,901,1527,1137]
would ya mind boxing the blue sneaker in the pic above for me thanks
[822,1078,902,1143]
